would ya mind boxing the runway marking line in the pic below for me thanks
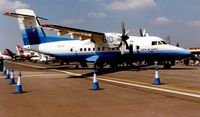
[10,62,46,69]
[98,75,200,94]
[23,74,65,78]
[50,69,200,98]
[8,62,200,98]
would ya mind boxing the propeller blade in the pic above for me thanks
[166,35,170,44]
[121,20,125,35]
[119,20,131,55]
[124,41,129,50]
[121,42,125,55]
[139,28,149,37]
[139,28,143,37]
[125,29,130,36]
[139,28,146,37]
[118,42,122,48]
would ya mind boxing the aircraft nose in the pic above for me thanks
[180,49,191,58]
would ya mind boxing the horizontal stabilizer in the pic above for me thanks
[3,12,47,21]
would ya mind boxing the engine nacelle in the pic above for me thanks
[104,33,121,48]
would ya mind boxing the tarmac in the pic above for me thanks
[1,61,200,117]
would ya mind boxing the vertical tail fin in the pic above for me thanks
[16,45,24,56]
[3,50,9,56]
[4,9,47,45]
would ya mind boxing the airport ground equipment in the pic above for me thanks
[15,72,23,93]
[154,62,161,85]
[9,68,15,84]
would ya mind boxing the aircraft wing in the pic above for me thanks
[41,24,105,45]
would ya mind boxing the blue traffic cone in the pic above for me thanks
[15,72,23,93]
[154,62,161,85]
[92,71,100,90]
[5,67,10,79]
[9,68,15,84]
[3,65,6,75]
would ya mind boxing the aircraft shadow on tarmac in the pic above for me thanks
[44,64,196,78]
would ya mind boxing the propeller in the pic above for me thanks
[118,21,130,54]
[166,35,170,44]
[139,28,149,37]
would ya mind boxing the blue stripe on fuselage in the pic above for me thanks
[133,50,190,60]
[21,29,79,45]
[49,50,190,62]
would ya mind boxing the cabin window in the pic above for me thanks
[112,48,115,50]
[84,48,86,51]
[98,47,100,51]
[80,48,82,51]
[102,47,105,51]
[93,48,95,51]
[136,46,140,50]
[88,48,91,51]
[152,41,157,45]
[70,48,73,52]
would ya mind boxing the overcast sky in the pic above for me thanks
[1,0,200,52]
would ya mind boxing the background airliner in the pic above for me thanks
[0,51,12,60]
[4,9,191,69]
[16,45,36,59]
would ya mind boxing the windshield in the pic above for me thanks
[152,41,168,46]
[161,41,167,44]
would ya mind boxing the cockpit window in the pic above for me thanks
[152,41,157,45]
[161,41,167,44]
[158,41,162,45]
[152,41,168,46]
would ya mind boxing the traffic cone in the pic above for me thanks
[9,68,15,84]
[92,71,100,90]
[3,65,6,75]
[154,62,161,85]
[5,67,10,79]
[15,72,23,93]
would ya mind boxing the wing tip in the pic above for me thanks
[3,12,10,16]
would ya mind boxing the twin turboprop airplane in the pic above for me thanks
[4,9,191,69]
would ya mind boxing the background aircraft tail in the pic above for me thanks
[16,45,24,56]
[4,9,47,46]
[5,49,16,58]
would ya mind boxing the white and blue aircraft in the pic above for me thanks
[4,9,191,69]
